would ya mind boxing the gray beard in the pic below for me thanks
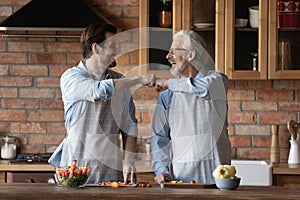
[170,66,183,77]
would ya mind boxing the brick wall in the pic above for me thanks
[0,0,299,163]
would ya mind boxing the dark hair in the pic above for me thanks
[80,22,117,59]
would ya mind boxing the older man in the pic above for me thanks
[151,30,231,184]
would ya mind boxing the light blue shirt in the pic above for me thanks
[151,68,230,182]
[49,61,137,167]
[60,61,115,129]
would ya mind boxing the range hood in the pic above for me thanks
[0,0,113,32]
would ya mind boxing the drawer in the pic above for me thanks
[6,172,55,183]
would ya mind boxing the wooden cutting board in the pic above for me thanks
[86,183,137,187]
[160,183,217,189]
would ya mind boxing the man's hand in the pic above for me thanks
[140,74,156,86]
[123,164,136,184]
[154,173,172,184]
[154,78,168,92]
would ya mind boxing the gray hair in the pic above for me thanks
[173,30,215,71]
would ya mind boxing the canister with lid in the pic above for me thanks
[1,136,18,159]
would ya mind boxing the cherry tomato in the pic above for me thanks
[146,183,152,188]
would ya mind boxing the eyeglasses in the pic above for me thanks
[168,48,187,54]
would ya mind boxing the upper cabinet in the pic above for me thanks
[139,0,300,80]
[224,0,268,80]
[268,0,300,79]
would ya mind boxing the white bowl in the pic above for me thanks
[215,177,241,190]
[235,19,248,27]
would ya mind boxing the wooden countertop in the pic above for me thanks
[0,160,153,173]
[0,183,300,200]
[272,163,300,175]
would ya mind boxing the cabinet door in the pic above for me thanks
[183,0,225,73]
[225,0,268,80]
[268,0,300,79]
[139,0,182,78]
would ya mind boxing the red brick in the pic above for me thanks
[135,112,141,122]
[29,53,66,64]
[131,51,139,64]
[227,90,254,100]
[0,110,26,121]
[227,125,234,135]
[28,110,64,122]
[9,42,45,52]
[0,53,27,64]
[279,102,300,111]
[116,54,130,65]
[228,101,241,111]
[11,122,46,133]
[40,100,63,109]
[67,53,82,64]
[132,88,159,99]
[48,123,66,134]
[253,136,271,147]
[235,125,270,136]
[11,65,48,76]
[133,99,158,110]
[0,6,12,16]
[29,134,65,145]
[1,99,38,109]
[273,80,300,89]
[47,42,80,53]
[50,65,71,77]
[0,122,9,133]
[235,80,272,89]
[99,6,122,18]
[142,111,154,123]
[113,66,139,76]
[237,148,270,159]
[0,88,18,98]
[257,90,294,101]
[228,112,256,124]
[124,6,139,17]
[36,77,60,87]
[230,136,251,147]
[19,146,45,154]
[242,101,277,111]
[0,77,32,87]
[0,41,6,51]
[259,112,296,124]
[20,88,56,98]
[120,42,139,54]
[0,65,8,75]
[228,80,234,89]
[112,19,139,30]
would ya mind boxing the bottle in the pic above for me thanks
[250,51,258,71]
[159,0,172,28]
[270,125,280,163]
[1,136,18,160]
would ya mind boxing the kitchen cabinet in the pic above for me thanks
[268,0,300,79]
[139,0,300,80]
[0,161,154,183]
[139,0,225,77]
[272,163,300,186]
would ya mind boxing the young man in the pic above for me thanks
[49,23,155,184]
[151,30,231,184]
